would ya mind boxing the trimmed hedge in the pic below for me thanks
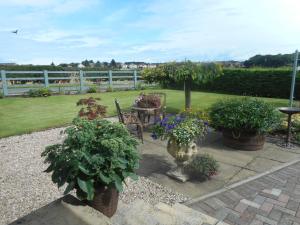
[164,68,299,99]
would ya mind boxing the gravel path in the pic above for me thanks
[0,128,189,225]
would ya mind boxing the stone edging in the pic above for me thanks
[184,157,300,206]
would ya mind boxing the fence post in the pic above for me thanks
[79,70,84,93]
[43,70,49,88]
[133,70,137,89]
[1,70,8,96]
[108,70,112,88]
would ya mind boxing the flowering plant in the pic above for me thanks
[151,115,208,146]
[134,93,161,108]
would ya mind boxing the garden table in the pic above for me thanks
[278,107,300,147]
[131,106,161,127]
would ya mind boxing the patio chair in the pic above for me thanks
[115,98,143,143]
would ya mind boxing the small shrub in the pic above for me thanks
[28,88,52,97]
[86,87,97,93]
[209,97,281,134]
[184,154,219,180]
[106,86,113,92]
[77,97,107,120]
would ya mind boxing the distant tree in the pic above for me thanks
[95,61,101,67]
[50,62,55,66]
[244,54,293,67]
[59,63,68,67]
[103,62,109,68]
[82,59,90,67]
[142,61,223,109]
[110,59,117,68]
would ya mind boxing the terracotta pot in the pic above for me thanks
[87,185,119,218]
[222,129,265,151]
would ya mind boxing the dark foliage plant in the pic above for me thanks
[41,118,140,201]
[209,97,281,134]
[28,88,52,97]
[184,154,219,180]
[77,97,107,120]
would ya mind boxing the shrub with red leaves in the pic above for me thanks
[77,97,107,120]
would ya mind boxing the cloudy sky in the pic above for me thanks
[0,0,300,64]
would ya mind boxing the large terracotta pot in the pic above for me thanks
[222,129,265,151]
[87,185,119,218]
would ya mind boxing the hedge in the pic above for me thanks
[164,68,299,99]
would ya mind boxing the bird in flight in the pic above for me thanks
[11,30,18,34]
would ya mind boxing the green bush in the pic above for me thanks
[86,87,97,93]
[0,92,3,99]
[28,88,52,97]
[184,154,219,180]
[41,118,140,200]
[209,97,281,134]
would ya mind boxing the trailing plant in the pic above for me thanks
[86,87,97,93]
[41,118,140,200]
[28,88,52,97]
[151,114,208,146]
[209,97,281,134]
[184,154,219,180]
[77,97,107,120]
[134,93,161,108]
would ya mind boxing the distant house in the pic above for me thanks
[77,63,85,69]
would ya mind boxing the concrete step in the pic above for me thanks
[112,199,229,225]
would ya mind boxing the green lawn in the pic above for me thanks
[0,89,289,138]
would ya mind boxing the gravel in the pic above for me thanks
[0,127,189,225]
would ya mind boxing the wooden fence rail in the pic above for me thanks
[0,70,147,96]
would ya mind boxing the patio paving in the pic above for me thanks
[185,160,300,225]
[137,130,300,199]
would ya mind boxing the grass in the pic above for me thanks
[0,89,289,138]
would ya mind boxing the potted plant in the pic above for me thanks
[151,114,208,182]
[41,118,139,217]
[134,93,161,108]
[209,97,281,150]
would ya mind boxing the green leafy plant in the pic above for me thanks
[86,87,97,93]
[151,115,208,146]
[209,97,281,134]
[41,118,140,201]
[184,154,219,180]
[77,97,107,120]
[28,88,52,97]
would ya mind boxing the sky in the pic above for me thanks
[0,0,300,64]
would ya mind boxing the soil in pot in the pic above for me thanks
[222,129,265,151]
[87,185,119,218]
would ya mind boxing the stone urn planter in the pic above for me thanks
[222,129,265,151]
[86,186,119,218]
[166,138,198,182]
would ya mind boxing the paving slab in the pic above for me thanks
[139,131,300,200]
[186,161,300,225]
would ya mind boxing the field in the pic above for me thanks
[0,89,289,138]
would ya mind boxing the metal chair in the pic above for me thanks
[115,99,143,143]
